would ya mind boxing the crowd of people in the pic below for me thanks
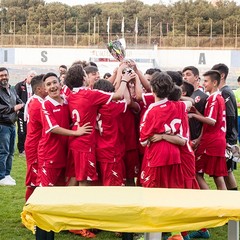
[0,60,239,240]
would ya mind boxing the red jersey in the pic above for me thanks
[60,85,71,98]
[140,99,186,167]
[67,87,113,152]
[25,95,44,153]
[96,100,127,162]
[38,96,70,168]
[141,93,154,119]
[179,102,197,182]
[122,106,139,151]
[196,91,226,157]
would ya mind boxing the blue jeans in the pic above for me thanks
[0,124,16,180]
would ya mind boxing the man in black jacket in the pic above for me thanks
[15,70,36,155]
[0,67,24,186]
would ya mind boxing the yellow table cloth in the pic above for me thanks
[21,186,240,233]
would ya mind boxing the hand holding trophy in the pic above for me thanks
[107,38,134,75]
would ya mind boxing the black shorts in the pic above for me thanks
[227,157,237,172]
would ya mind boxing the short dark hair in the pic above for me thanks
[181,80,194,97]
[89,61,98,68]
[145,68,161,75]
[71,60,89,68]
[203,70,221,86]
[211,63,229,79]
[103,72,111,79]
[59,65,67,70]
[65,64,86,90]
[237,76,240,83]
[166,71,183,86]
[31,74,45,93]
[0,67,8,73]
[84,66,98,74]
[182,66,199,76]
[42,72,58,82]
[93,79,115,92]
[168,85,182,101]
[150,72,174,99]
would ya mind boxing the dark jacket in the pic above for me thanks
[15,80,28,114]
[0,85,23,125]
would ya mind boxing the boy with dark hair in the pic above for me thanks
[140,72,189,240]
[39,72,92,187]
[84,65,100,88]
[36,72,92,240]
[189,70,227,191]
[182,66,208,145]
[166,70,183,86]
[211,63,238,191]
[59,64,67,76]
[145,68,161,81]
[15,70,37,156]
[24,74,46,201]
[182,66,210,239]
[93,79,129,186]
[181,80,194,98]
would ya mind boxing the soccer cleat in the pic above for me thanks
[189,230,210,239]
[183,235,190,240]
[0,177,16,186]
[167,234,184,240]
[69,229,96,238]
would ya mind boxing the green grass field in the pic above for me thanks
[0,153,239,240]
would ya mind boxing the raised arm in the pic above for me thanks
[129,59,151,92]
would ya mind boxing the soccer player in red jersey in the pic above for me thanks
[64,64,135,187]
[93,79,129,186]
[38,72,92,187]
[139,72,186,188]
[189,70,227,190]
[24,74,46,201]
[139,72,189,240]
[35,72,93,240]
[60,84,71,98]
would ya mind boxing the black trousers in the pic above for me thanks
[122,233,133,240]
[36,227,54,240]
[16,113,26,153]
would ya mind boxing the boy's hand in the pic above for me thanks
[122,71,136,82]
[149,134,163,142]
[75,122,93,136]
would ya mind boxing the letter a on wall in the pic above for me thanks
[199,53,206,65]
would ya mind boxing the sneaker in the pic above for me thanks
[167,234,183,240]
[0,177,16,186]
[69,229,96,238]
[115,232,122,238]
[134,233,144,240]
[19,151,26,157]
[189,230,210,239]
[5,175,16,183]
[183,235,190,240]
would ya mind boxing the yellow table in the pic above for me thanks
[22,186,240,239]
